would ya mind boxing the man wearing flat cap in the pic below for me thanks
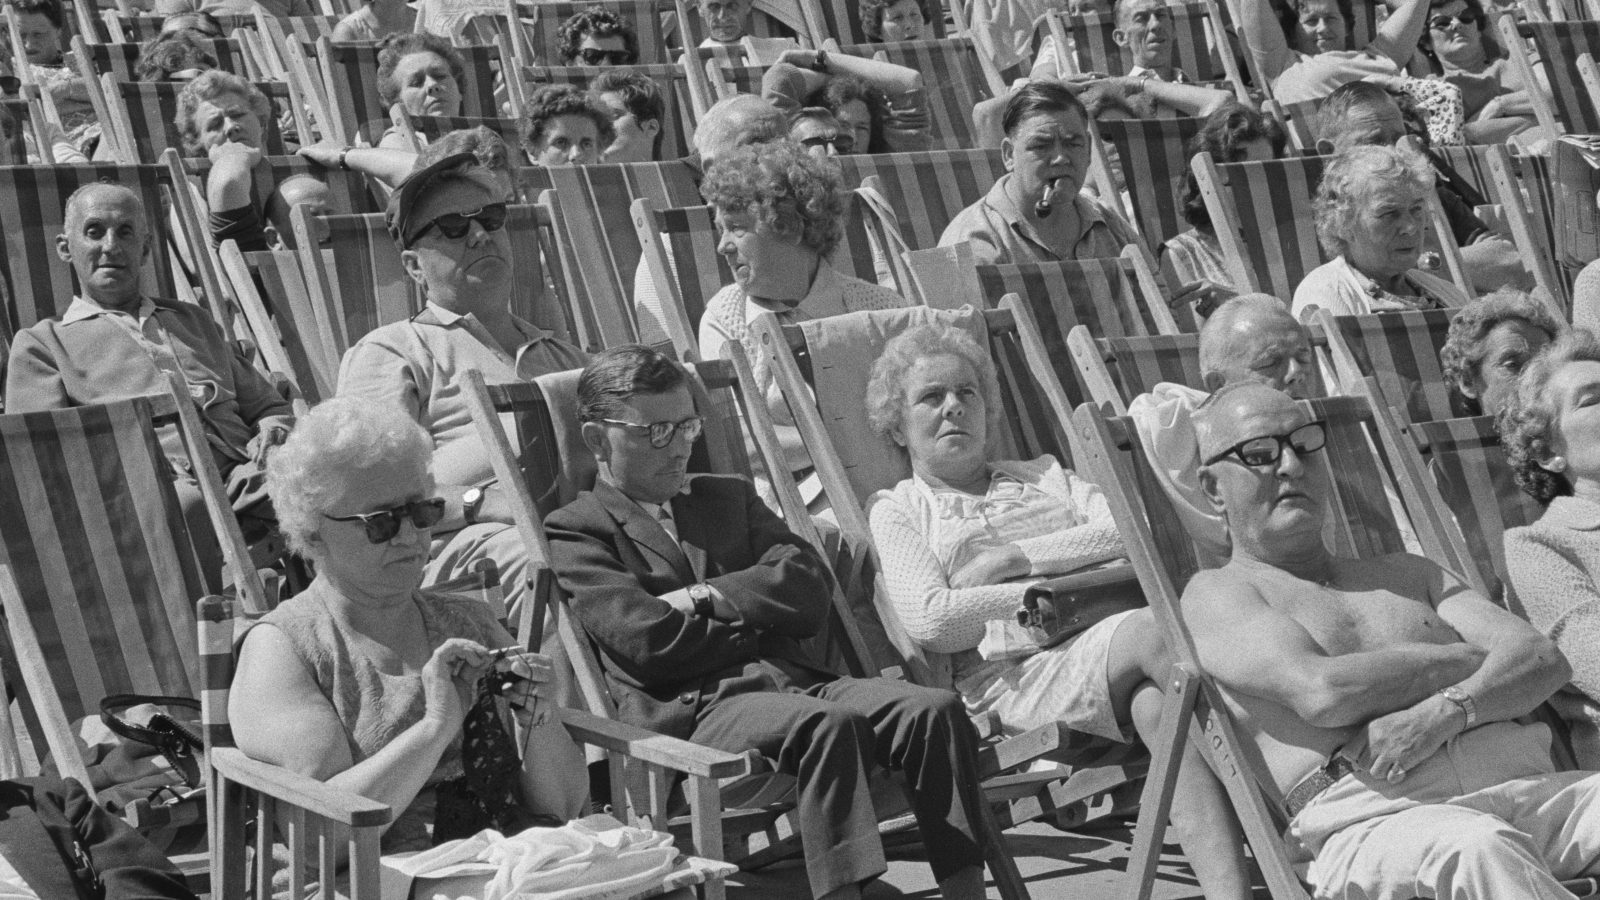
[337,132,587,628]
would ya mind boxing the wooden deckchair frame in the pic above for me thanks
[834,148,1008,253]
[1499,15,1600,135]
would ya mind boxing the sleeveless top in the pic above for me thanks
[255,581,505,852]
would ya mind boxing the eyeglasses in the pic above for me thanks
[599,415,704,449]
[324,498,446,543]
[577,47,634,65]
[411,202,508,243]
[797,132,855,154]
[1428,9,1482,27]
[1202,421,1328,468]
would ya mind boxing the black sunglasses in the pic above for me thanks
[1203,421,1328,468]
[599,415,704,449]
[1428,9,1482,27]
[577,47,634,65]
[324,498,446,543]
[411,202,508,243]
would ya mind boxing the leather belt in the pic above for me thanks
[1284,753,1357,819]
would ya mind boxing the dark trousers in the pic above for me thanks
[690,676,987,897]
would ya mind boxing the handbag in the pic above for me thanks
[99,694,204,792]
[1016,562,1145,649]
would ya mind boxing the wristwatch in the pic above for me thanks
[687,583,714,618]
[1438,685,1478,728]
[462,485,487,525]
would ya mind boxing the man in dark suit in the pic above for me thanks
[0,776,196,899]
[543,345,989,900]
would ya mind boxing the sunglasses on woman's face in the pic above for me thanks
[324,498,446,543]
[411,202,509,243]
[1428,9,1482,28]
[577,47,633,65]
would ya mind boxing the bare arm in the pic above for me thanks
[299,141,417,189]
[1367,0,1430,68]
[1234,0,1299,84]
[1184,567,1486,728]
[1120,76,1234,116]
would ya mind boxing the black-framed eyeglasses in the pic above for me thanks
[1428,9,1482,27]
[411,202,508,243]
[599,416,704,449]
[577,47,635,65]
[1203,421,1328,468]
[798,132,855,154]
[324,498,446,543]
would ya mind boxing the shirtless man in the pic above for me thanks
[1185,381,1600,899]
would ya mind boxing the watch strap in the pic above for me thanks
[1439,685,1477,728]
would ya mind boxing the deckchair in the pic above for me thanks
[100,77,293,164]
[400,111,520,151]
[631,194,893,359]
[253,10,339,77]
[833,38,996,150]
[524,63,698,159]
[835,148,1007,251]
[101,12,258,42]
[1499,16,1600,135]
[76,36,244,80]
[753,303,1151,889]
[291,203,571,371]
[505,0,678,67]
[316,37,513,146]
[800,0,946,47]
[217,240,331,406]
[0,97,31,163]
[976,248,1181,339]
[1310,307,1467,425]
[462,357,1052,899]
[1095,116,1204,254]
[0,158,192,342]
[687,42,761,116]
[197,569,739,899]
[1192,151,1473,302]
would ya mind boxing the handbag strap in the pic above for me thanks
[100,694,203,753]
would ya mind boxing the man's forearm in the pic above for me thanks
[1301,641,1485,727]
[1447,634,1569,726]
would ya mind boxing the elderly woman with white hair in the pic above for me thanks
[1292,143,1472,318]
[230,398,588,854]
[864,323,1253,900]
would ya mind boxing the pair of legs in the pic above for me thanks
[1109,609,1254,900]
[690,678,989,900]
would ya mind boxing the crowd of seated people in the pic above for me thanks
[14,0,1600,895]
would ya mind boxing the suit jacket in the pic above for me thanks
[0,776,195,900]
[544,473,839,739]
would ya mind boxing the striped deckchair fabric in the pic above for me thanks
[1432,143,1566,310]
[1409,414,1543,602]
[103,12,259,42]
[0,162,183,342]
[107,79,291,163]
[542,161,703,349]
[403,113,521,152]
[219,242,335,403]
[691,43,762,112]
[1193,151,1326,300]
[508,0,677,65]
[977,256,1170,340]
[1319,309,1465,424]
[293,204,560,364]
[835,148,1006,250]
[1510,19,1600,133]
[1070,324,1331,413]
[319,40,508,146]
[835,38,991,151]
[80,37,245,80]
[0,98,27,164]
[800,0,946,47]
[1048,1,1225,81]
[525,63,697,159]
[1096,116,1203,251]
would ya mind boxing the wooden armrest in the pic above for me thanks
[210,747,392,828]
[558,709,751,780]
[1026,560,1139,601]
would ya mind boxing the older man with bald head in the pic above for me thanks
[6,182,294,584]
[1129,294,1317,564]
[1183,381,1600,900]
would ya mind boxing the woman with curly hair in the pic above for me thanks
[556,6,640,65]
[859,0,928,40]
[1291,143,1471,317]
[1501,329,1600,768]
[176,70,287,251]
[1162,103,1288,321]
[697,141,910,494]
[519,84,614,165]
[1440,290,1561,418]
[374,33,466,150]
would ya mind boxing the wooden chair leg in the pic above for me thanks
[980,782,1032,900]
[1121,664,1199,900]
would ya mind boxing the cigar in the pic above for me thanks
[1035,177,1058,219]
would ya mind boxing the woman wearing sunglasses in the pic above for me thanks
[556,7,641,66]
[1418,0,1535,139]
[863,324,1255,900]
[231,397,589,860]
[339,133,587,633]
